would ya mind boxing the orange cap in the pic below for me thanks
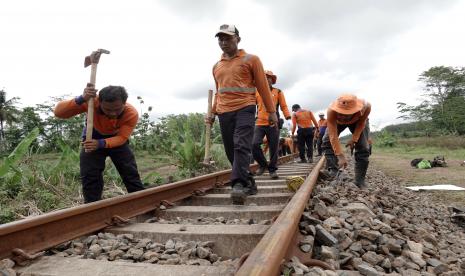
[329,94,364,115]
[265,70,277,84]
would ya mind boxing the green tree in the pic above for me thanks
[35,96,84,151]
[0,89,20,143]
[397,66,465,135]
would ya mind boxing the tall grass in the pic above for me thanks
[375,136,465,160]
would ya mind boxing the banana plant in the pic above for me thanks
[0,127,39,178]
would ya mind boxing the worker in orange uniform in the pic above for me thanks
[322,94,371,188]
[278,137,292,156]
[207,24,278,205]
[252,70,291,179]
[316,112,327,156]
[291,104,319,163]
[285,137,294,154]
[54,84,144,203]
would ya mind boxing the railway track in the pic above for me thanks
[0,155,325,276]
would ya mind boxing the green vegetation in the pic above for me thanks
[0,93,229,224]
[397,66,465,136]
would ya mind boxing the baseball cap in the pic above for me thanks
[215,24,239,37]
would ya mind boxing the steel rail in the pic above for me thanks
[0,154,296,259]
[236,156,325,276]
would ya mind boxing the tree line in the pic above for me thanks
[0,93,223,160]
[397,66,465,136]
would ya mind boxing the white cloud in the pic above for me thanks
[1,0,464,132]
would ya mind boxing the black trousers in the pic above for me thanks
[80,142,144,203]
[321,123,370,170]
[297,127,314,161]
[218,105,256,186]
[252,125,279,172]
[316,130,325,155]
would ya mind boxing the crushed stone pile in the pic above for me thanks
[282,163,465,276]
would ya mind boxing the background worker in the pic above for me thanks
[291,104,319,163]
[207,24,278,204]
[252,70,291,179]
[54,84,144,203]
[316,112,327,156]
[278,137,292,156]
[321,94,371,188]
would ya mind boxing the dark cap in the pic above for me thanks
[292,104,300,111]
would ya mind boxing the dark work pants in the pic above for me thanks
[297,127,314,161]
[218,105,256,186]
[316,130,326,155]
[321,123,370,171]
[80,142,144,203]
[252,125,279,172]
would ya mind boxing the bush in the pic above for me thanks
[375,130,397,147]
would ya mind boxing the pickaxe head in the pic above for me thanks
[84,48,110,67]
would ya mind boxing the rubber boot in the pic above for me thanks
[354,161,369,188]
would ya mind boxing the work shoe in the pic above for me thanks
[256,166,266,176]
[231,183,246,205]
[244,176,258,195]
[269,171,279,179]
[298,159,307,163]
[308,158,313,163]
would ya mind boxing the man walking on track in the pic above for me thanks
[54,84,145,203]
[252,70,291,179]
[207,24,278,205]
[291,104,319,163]
[316,112,327,156]
[321,94,371,188]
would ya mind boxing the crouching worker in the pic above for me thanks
[322,94,371,188]
[54,84,145,203]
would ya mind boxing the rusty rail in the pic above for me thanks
[0,154,296,259]
[236,156,325,276]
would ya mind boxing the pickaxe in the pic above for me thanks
[84,48,110,141]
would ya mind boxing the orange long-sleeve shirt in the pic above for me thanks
[318,119,327,128]
[256,88,291,126]
[327,102,371,155]
[212,49,275,114]
[54,97,138,148]
[291,109,319,135]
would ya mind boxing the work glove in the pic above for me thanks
[336,154,348,168]
[83,83,97,101]
[268,112,279,128]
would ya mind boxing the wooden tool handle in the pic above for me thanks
[85,63,98,141]
[203,89,213,163]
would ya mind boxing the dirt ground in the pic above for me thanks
[369,151,465,206]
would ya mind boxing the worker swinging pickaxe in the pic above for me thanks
[83,49,110,144]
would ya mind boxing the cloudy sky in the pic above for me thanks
[1,0,464,130]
